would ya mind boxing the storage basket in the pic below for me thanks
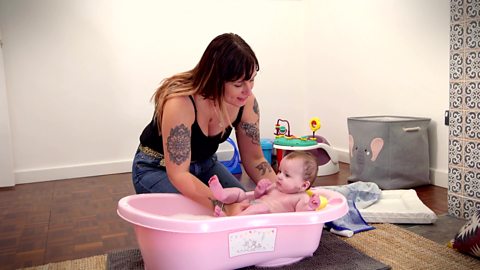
[347,116,431,189]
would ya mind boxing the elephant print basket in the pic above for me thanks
[347,116,431,189]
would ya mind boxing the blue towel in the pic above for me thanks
[323,182,381,237]
[325,200,374,236]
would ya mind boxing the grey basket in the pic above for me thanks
[347,116,431,189]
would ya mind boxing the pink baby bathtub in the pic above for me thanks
[117,187,347,270]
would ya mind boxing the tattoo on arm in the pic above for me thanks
[240,122,260,145]
[256,161,272,175]
[253,98,259,116]
[167,124,191,165]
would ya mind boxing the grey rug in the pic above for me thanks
[106,231,390,270]
[399,214,467,245]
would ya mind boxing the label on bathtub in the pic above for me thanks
[228,228,276,257]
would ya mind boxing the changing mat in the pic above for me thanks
[359,189,437,224]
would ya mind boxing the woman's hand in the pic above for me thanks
[223,200,250,216]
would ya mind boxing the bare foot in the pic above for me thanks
[208,175,246,204]
[208,175,225,201]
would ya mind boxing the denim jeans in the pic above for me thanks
[132,148,245,194]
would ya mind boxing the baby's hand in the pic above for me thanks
[257,179,272,192]
[254,179,273,198]
[308,193,320,210]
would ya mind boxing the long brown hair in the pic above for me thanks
[152,33,259,133]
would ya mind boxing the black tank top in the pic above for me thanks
[139,96,244,162]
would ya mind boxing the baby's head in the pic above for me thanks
[277,151,318,192]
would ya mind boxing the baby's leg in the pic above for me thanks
[208,175,247,204]
[236,203,270,216]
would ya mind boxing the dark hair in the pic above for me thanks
[153,33,259,131]
[193,33,259,103]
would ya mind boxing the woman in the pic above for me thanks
[132,33,277,215]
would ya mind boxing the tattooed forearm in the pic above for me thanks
[256,161,272,175]
[253,98,259,116]
[167,124,191,165]
[240,121,260,145]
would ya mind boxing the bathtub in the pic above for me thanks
[117,187,347,270]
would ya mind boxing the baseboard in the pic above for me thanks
[12,148,449,189]
[216,149,235,162]
[333,148,448,189]
[334,148,351,164]
[430,169,448,188]
[14,159,133,184]
[12,150,236,185]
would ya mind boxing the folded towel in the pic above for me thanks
[323,182,381,237]
[325,199,374,237]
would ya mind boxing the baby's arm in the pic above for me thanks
[254,178,273,199]
[294,193,320,212]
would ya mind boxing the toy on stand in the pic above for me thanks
[273,117,339,176]
[309,117,321,137]
[273,118,317,147]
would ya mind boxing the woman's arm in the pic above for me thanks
[235,95,277,184]
[161,96,215,210]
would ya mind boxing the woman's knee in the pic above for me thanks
[133,181,148,194]
[133,170,179,194]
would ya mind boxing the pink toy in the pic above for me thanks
[117,188,347,270]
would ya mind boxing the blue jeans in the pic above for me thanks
[132,148,245,194]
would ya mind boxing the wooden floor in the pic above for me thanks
[0,162,447,269]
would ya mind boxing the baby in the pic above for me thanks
[209,151,320,216]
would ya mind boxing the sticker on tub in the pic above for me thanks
[229,228,277,257]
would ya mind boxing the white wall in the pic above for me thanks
[0,0,450,187]
[303,0,450,187]
[0,0,306,184]
[0,29,15,187]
